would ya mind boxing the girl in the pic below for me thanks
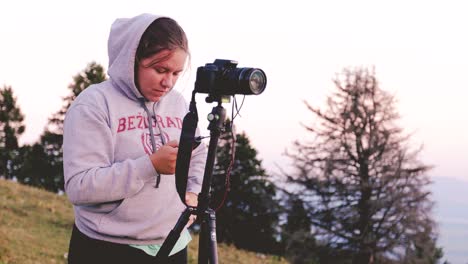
[64,13,206,263]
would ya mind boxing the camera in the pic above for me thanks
[194,59,267,98]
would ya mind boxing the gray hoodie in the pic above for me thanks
[63,13,207,245]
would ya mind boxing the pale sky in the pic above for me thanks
[1,0,467,181]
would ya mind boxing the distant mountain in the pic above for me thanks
[430,176,468,264]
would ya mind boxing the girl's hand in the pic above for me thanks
[150,140,179,174]
[185,192,198,227]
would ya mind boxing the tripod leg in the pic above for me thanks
[198,208,218,264]
[198,215,209,264]
[207,209,218,264]
[155,208,193,262]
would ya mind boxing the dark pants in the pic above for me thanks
[68,224,187,264]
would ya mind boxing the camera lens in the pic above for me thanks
[238,68,267,95]
[249,69,267,94]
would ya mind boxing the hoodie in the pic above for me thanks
[63,13,207,245]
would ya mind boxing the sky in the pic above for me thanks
[1,0,467,178]
[1,0,467,262]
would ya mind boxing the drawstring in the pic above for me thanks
[139,99,157,152]
[139,98,161,188]
[153,102,166,145]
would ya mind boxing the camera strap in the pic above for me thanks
[175,99,199,203]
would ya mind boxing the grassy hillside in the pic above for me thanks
[0,179,288,264]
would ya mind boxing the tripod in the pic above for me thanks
[155,96,227,264]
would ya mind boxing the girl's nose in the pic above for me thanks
[161,74,174,88]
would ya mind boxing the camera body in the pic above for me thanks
[194,59,266,100]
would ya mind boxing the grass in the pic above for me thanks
[0,179,288,264]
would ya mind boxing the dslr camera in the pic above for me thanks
[194,59,267,101]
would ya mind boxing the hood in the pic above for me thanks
[107,13,163,101]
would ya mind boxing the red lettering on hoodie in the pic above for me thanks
[137,114,144,129]
[117,115,184,133]
[175,117,182,129]
[117,118,126,132]
[166,116,176,128]
[128,116,136,130]
[156,115,165,128]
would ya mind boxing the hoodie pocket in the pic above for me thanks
[97,180,185,239]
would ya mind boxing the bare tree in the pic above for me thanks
[284,67,442,263]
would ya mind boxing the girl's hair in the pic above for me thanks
[136,17,189,64]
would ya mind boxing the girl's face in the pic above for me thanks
[135,48,187,102]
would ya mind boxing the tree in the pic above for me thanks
[0,85,25,179]
[209,132,282,254]
[16,143,62,192]
[399,220,445,264]
[283,197,312,240]
[284,67,442,263]
[47,61,107,134]
[28,62,106,192]
[282,197,319,264]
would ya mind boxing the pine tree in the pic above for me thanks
[285,67,442,263]
[209,132,282,254]
[22,62,106,192]
[282,197,319,264]
[16,143,62,192]
[0,85,25,179]
[47,62,106,134]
